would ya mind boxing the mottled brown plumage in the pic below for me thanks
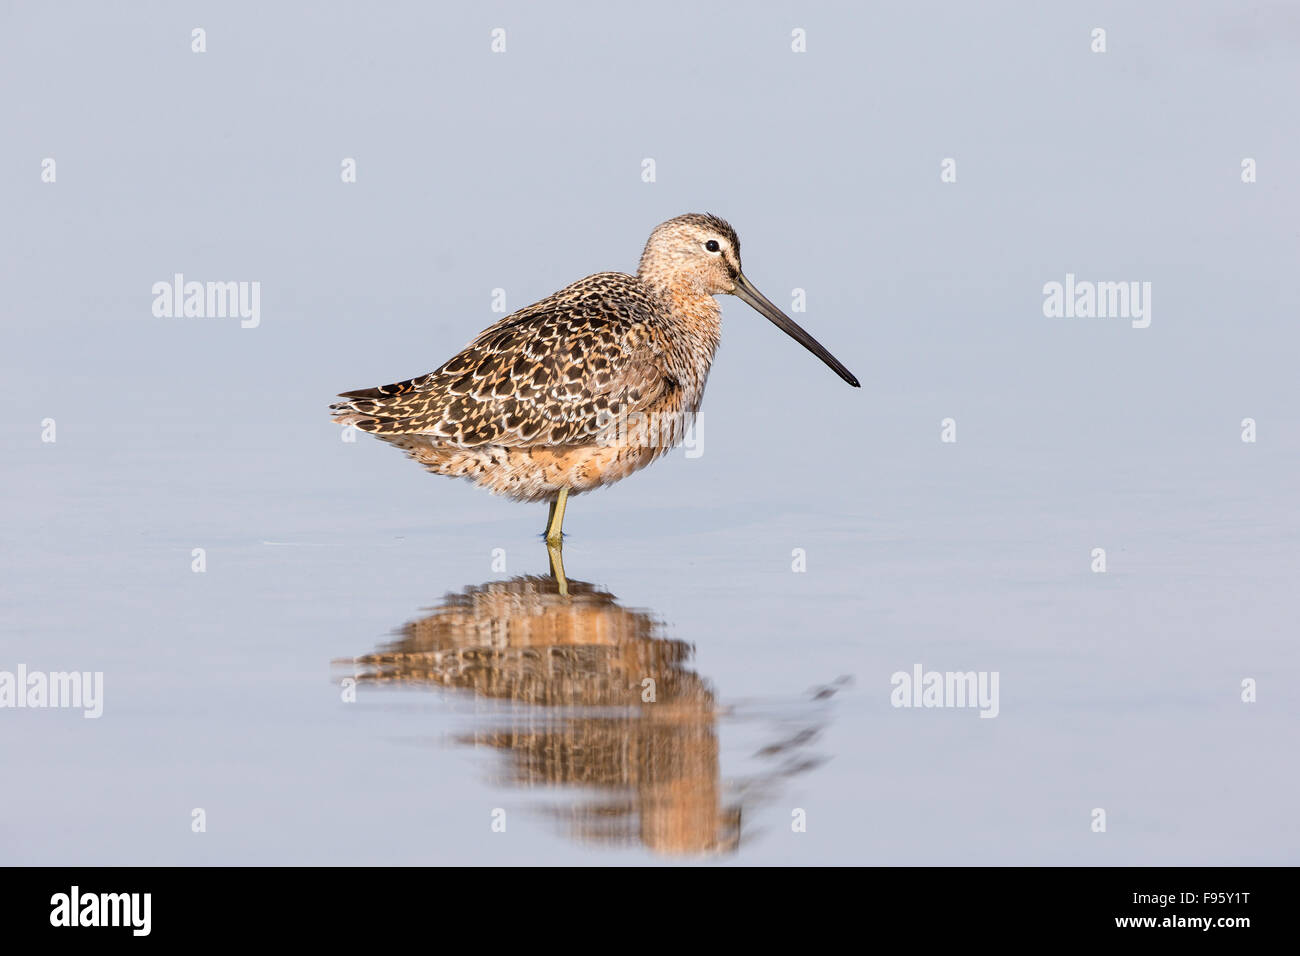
[331,213,858,514]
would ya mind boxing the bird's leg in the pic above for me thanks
[547,540,568,597]
[542,487,570,596]
[544,486,569,548]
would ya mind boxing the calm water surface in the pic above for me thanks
[3,414,1295,865]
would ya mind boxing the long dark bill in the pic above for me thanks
[733,273,860,387]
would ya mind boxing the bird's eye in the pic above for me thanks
[704,240,721,253]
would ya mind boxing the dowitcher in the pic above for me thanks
[331,213,858,567]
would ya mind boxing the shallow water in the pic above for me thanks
[3,412,1297,864]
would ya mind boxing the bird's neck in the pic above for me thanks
[638,274,722,405]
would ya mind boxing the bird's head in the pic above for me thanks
[638,213,859,387]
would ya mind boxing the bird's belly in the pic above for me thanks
[384,388,701,503]
[388,436,676,503]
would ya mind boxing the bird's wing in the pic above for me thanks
[330,274,673,447]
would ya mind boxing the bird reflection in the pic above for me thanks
[343,573,829,856]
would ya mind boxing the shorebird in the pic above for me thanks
[331,213,858,573]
